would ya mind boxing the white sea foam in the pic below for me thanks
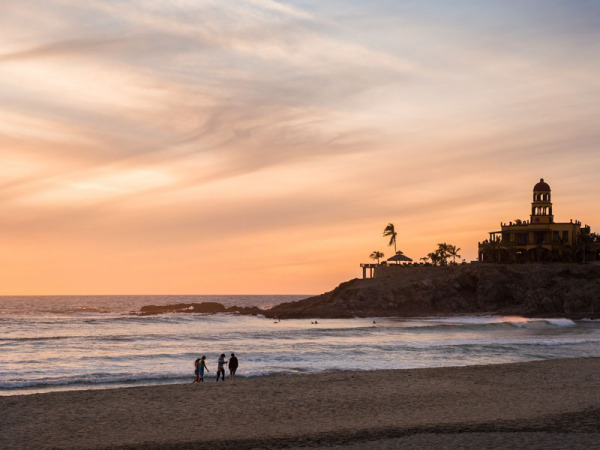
[542,318,576,327]
[420,315,574,328]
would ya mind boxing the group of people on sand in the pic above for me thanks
[193,353,238,383]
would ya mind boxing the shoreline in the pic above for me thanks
[5,313,597,400]
[2,358,600,449]
[134,300,600,320]
[1,311,595,397]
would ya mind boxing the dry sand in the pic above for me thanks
[1,358,600,449]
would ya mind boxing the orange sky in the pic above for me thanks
[1,1,599,295]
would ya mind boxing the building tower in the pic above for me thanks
[479,177,599,263]
[530,178,553,224]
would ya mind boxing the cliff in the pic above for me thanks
[264,264,600,319]
[137,264,600,319]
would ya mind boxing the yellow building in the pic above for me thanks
[478,179,599,263]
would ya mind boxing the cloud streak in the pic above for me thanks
[1,0,599,293]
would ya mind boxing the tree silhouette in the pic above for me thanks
[369,251,385,264]
[427,252,440,266]
[436,243,450,266]
[480,236,503,262]
[383,223,398,254]
[448,244,461,264]
[578,227,593,263]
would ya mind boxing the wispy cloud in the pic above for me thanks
[1,0,599,293]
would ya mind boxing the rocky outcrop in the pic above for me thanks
[264,264,600,319]
[137,264,600,319]
[138,302,263,316]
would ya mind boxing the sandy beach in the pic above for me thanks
[2,358,600,449]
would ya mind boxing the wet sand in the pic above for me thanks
[1,358,600,449]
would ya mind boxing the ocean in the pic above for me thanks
[2,295,600,396]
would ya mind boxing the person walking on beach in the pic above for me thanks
[216,354,227,382]
[228,353,239,380]
[195,355,209,383]
[193,358,201,383]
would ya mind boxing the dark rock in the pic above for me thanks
[225,306,264,316]
[137,264,600,319]
[139,302,226,315]
[265,263,600,319]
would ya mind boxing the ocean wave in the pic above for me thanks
[2,305,600,396]
[541,318,576,327]
[0,372,188,390]
[0,332,186,344]
[418,316,577,329]
[78,352,189,362]
[421,316,527,325]
[0,369,305,392]
[0,319,583,350]
[367,336,600,349]
[525,338,600,346]
[0,335,75,342]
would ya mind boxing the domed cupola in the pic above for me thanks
[531,178,553,224]
[534,179,551,192]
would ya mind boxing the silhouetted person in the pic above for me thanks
[216,354,227,381]
[228,353,239,380]
[197,355,209,383]
[193,358,201,383]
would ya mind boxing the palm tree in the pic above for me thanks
[427,252,440,266]
[480,238,501,262]
[369,251,385,264]
[488,236,502,262]
[448,244,461,264]
[436,243,450,266]
[383,223,398,254]
[479,239,491,262]
[578,227,593,263]
[591,232,600,262]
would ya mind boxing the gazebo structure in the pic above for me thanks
[360,250,413,278]
[387,251,413,264]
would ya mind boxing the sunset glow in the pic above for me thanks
[1,1,599,294]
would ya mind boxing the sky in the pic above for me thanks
[1,0,599,295]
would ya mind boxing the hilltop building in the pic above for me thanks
[478,179,599,263]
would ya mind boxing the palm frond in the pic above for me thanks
[382,223,395,236]
[383,223,397,247]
